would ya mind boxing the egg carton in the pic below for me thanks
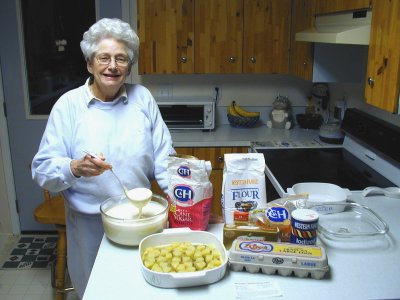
[228,239,329,279]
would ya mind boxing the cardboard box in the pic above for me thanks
[223,224,279,250]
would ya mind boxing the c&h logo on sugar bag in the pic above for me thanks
[177,165,191,178]
[173,185,194,203]
[266,206,289,223]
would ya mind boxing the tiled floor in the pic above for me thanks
[0,234,80,300]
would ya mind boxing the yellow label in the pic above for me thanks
[235,240,323,258]
[232,179,258,185]
[272,244,322,257]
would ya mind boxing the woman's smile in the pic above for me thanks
[102,72,122,80]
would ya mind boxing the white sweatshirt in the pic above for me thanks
[31,79,175,214]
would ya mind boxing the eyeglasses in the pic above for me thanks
[95,55,130,67]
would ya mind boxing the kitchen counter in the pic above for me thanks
[170,124,323,147]
[83,193,400,300]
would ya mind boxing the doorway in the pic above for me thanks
[0,62,20,234]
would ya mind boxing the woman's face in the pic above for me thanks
[87,38,130,101]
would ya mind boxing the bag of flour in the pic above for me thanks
[167,156,213,230]
[222,153,267,224]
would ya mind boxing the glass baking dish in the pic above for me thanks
[310,202,389,239]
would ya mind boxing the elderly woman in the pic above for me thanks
[31,18,175,298]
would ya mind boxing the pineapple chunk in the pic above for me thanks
[152,249,161,258]
[195,257,205,263]
[182,256,191,263]
[205,262,215,270]
[144,259,155,269]
[213,259,222,267]
[205,254,213,263]
[196,245,206,251]
[186,266,196,272]
[156,256,168,263]
[171,256,181,263]
[172,249,182,257]
[171,261,180,270]
[201,247,211,256]
[185,248,195,258]
[212,249,221,258]
[176,264,186,272]
[171,242,180,249]
[194,261,206,270]
[151,263,162,272]
[193,251,203,259]
[160,263,172,273]
[145,246,155,253]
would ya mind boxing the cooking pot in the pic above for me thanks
[287,182,351,214]
[296,113,323,129]
[319,122,345,144]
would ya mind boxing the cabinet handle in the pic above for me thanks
[181,57,187,63]
[217,156,224,163]
[250,57,256,64]
[367,77,375,87]
[303,61,307,66]
[229,57,236,63]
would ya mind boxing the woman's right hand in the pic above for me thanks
[70,153,112,178]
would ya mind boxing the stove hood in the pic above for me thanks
[295,10,372,45]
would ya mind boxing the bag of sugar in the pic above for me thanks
[222,153,267,225]
[167,156,213,230]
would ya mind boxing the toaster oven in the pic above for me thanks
[156,97,215,130]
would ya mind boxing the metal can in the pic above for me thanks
[290,209,319,245]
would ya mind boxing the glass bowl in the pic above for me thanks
[311,202,389,239]
[100,193,168,246]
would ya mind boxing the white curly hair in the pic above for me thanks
[80,18,139,66]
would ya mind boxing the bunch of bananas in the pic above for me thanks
[227,101,260,118]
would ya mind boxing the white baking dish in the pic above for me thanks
[139,228,228,288]
[287,182,351,214]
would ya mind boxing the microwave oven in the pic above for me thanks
[156,97,215,130]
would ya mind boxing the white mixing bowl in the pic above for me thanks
[287,182,351,214]
[100,193,168,246]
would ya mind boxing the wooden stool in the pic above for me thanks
[33,189,72,300]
